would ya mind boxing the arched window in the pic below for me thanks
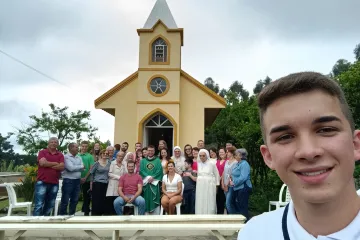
[152,38,168,62]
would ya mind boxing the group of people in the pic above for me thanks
[32,137,252,219]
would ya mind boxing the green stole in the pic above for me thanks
[140,156,163,212]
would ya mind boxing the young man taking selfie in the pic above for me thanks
[238,72,360,239]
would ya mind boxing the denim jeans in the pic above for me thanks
[113,195,146,215]
[59,178,81,215]
[233,187,251,221]
[224,186,235,214]
[182,189,196,214]
[33,180,59,216]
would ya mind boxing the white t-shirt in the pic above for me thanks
[238,200,360,240]
[162,173,182,193]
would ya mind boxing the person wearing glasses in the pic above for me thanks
[90,149,111,216]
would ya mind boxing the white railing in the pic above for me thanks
[0,215,245,240]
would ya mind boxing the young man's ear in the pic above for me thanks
[260,145,275,170]
[353,130,360,162]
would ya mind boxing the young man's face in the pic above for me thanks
[80,144,88,153]
[121,143,128,151]
[135,143,142,151]
[260,90,360,204]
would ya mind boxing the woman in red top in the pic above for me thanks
[216,147,227,214]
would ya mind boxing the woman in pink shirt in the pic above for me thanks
[216,147,227,214]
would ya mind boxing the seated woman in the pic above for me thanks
[161,160,183,215]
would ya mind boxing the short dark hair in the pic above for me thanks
[68,142,77,150]
[135,142,141,146]
[192,147,200,152]
[142,147,148,151]
[147,145,155,150]
[127,160,135,166]
[114,144,121,151]
[185,158,193,166]
[80,141,89,145]
[122,142,129,146]
[258,72,354,143]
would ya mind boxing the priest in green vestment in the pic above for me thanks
[140,145,163,213]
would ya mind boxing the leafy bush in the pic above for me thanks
[354,164,360,189]
[0,160,26,172]
[14,166,38,201]
[249,170,283,215]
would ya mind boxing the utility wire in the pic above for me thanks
[0,49,70,88]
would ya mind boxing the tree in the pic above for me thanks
[253,76,272,94]
[204,77,220,94]
[337,61,360,129]
[0,133,16,161]
[354,43,360,61]
[14,103,98,154]
[332,59,352,78]
[219,88,227,98]
[229,81,249,101]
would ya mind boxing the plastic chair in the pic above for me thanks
[4,183,32,216]
[125,203,139,215]
[160,182,184,215]
[268,184,291,211]
[54,179,63,216]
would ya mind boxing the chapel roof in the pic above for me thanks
[143,0,178,29]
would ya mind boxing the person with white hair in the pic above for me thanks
[123,152,140,173]
[186,149,220,214]
[230,148,252,220]
[33,137,65,216]
[106,146,115,161]
[171,146,186,175]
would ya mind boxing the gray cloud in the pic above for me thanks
[231,0,360,42]
[0,0,359,152]
[0,0,144,87]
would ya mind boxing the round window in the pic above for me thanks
[148,77,169,96]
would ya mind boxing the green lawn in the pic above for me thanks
[0,198,84,215]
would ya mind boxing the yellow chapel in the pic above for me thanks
[94,0,226,151]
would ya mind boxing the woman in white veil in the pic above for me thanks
[171,146,186,175]
[123,152,139,173]
[195,149,220,214]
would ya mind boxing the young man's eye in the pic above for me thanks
[318,127,337,134]
[276,134,293,142]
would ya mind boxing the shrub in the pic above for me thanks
[249,170,283,215]
[14,166,38,201]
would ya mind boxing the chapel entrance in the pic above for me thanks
[143,113,174,154]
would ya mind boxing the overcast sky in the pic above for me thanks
[0,0,359,152]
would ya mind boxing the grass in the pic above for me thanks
[0,198,84,215]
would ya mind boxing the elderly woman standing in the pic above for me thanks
[230,148,252,221]
[105,151,127,215]
[171,146,186,175]
[194,149,220,214]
